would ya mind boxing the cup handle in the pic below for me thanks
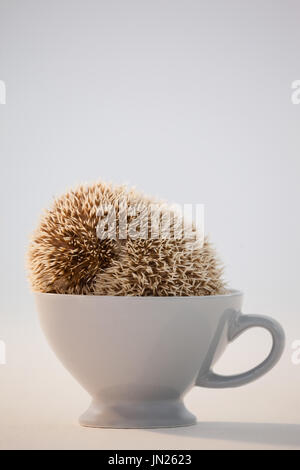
[196,314,285,388]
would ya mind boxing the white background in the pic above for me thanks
[0,0,300,449]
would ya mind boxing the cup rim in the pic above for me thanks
[34,288,243,300]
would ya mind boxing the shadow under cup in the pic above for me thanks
[35,290,285,428]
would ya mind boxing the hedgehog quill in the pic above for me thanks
[27,181,226,296]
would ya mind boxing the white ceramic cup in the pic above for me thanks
[35,290,285,428]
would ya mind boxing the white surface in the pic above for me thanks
[0,311,299,450]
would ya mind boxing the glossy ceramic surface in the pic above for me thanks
[35,291,285,428]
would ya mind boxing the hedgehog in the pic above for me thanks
[27,181,226,296]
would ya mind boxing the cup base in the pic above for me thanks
[79,398,197,429]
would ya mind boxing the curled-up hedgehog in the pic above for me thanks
[27,181,226,296]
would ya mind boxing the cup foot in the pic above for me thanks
[79,399,196,429]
